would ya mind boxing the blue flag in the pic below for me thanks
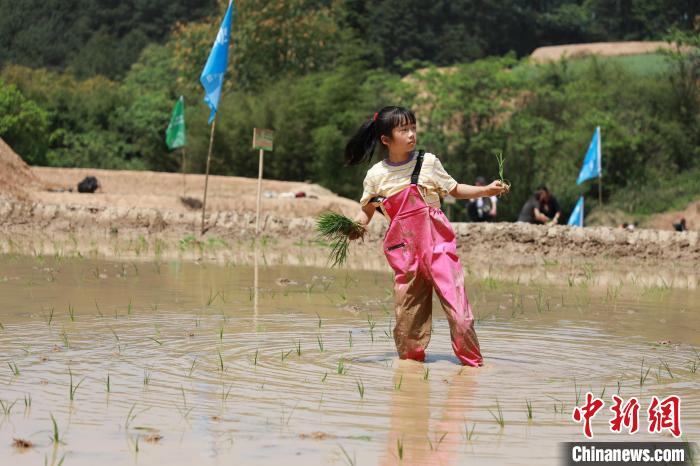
[200,1,234,124]
[576,127,601,185]
[567,196,585,227]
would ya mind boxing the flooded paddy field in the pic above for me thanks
[0,254,698,465]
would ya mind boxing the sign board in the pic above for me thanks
[253,128,274,152]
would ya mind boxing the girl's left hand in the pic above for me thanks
[484,180,509,197]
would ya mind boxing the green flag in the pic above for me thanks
[165,96,186,150]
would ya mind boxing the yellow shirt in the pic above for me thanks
[360,152,458,209]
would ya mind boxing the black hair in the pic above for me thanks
[535,185,549,201]
[344,106,416,166]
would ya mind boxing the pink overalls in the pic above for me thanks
[378,151,482,367]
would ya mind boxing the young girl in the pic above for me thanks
[345,106,507,367]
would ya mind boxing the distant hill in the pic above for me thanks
[0,0,217,79]
[0,0,695,79]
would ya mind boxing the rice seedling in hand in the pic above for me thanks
[315,212,365,268]
[494,151,511,195]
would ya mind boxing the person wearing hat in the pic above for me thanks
[466,176,498,222]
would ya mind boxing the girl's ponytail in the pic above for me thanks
[344,106,416,166]
[344,118,378,166]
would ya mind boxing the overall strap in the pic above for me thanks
[410,150,425,185]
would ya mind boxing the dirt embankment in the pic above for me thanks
[0,137,698,266]
[0,167,697,265]
[0,138,42,201]
[529,41,679,63]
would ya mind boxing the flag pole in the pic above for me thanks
[201,119,216,235]
[181,147,187,196]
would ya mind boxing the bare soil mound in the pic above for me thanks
[645,200,700,232]
[530,41,675,63]
[0,137,42,200]
[30,166,359,219]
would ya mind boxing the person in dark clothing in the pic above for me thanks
[538,186,562,225]
[673,218,687,232]
[517,186,561,225]
[467,176,498,222]
[517,192,542,223]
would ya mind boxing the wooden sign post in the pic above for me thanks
[252,128,274,236]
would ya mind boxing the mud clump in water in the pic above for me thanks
[12,438,34,450]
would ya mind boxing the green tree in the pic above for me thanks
[0,80,49,164]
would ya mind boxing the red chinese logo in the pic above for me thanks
[609,395,640,434]
[647,395,681,438]
[572,393,682,438]
[572,392,605,439]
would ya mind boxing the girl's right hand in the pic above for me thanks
[348,224,367,240]
[484,180,509,197]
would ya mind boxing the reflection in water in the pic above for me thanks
[254,244,259,325]
[382,362,476,466]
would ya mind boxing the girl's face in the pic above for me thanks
[381,122,416,154]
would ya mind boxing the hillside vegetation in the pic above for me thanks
[0,0,698,222]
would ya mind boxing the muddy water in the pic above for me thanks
[0,255,698,465]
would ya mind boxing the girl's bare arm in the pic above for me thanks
[349,203,376,239]
[450,181,506,200]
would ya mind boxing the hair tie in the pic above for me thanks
[372,112,378,122]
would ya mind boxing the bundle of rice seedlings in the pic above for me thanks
[495,151,511,195]
[315,212,365,267]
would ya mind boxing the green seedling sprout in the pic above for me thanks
[488,399,505,428]
[68,368,85,401]
[494,151,511,194]
[356,379,365,399]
